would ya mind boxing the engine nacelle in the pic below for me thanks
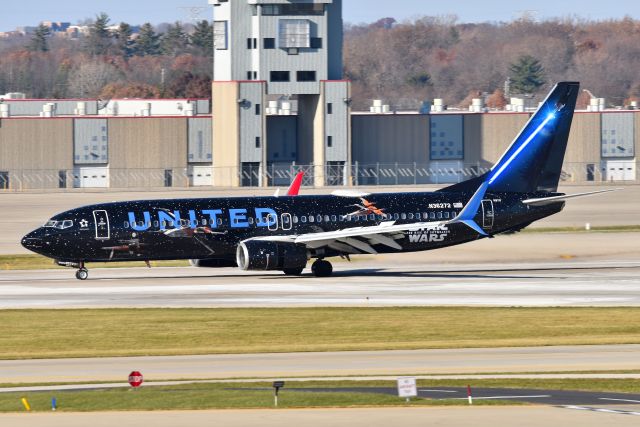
[189,259,238,268]
[236,240,308,271]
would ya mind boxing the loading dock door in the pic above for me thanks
[92,210,110,240]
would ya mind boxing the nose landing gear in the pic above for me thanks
[56,260,89,280]
[75,267,89,281]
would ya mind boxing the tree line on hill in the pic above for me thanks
[345,16,640,110]
[0,13,213,99]
[1,13,640,109]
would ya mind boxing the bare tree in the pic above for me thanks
[68,60,121,97]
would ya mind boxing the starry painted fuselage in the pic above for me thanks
[22,191,563,263]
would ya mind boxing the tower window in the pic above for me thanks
[279,19,310,48]
[310,37,322,49]
[255,136,261,148]
[327,103,333,114]
[264,38,275,49]
[270,71,290,82]
[296,71,316,82]
[327,136,333,148]
[255,103,261,115]
[213,21,228,50]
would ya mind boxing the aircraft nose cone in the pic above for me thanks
[21,230,45,251]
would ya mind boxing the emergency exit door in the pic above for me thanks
[92,210,110,240]
[481,200,494,229]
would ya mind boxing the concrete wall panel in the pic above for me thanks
[74,118,108,164]
[324,81,349,162]
[188,118,213,163]
[352,115,429,164]
[108,118,187,187]
[601,112,635,158]
[565,112,600,164]
[480,113,530,163]
[0,118,73,189]
[212,82,240,186]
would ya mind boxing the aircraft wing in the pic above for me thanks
[248,180,490,254]
[249,220,449,254]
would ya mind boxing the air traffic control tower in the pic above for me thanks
[209,0,350,187]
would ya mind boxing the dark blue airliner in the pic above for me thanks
[22,82,613,280]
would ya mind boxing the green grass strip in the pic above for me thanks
[1,307,640,360]
[3,378,640,412]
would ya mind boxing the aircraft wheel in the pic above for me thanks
[311,260,333,277]
[75,268,89,281]
[283,267,304,276]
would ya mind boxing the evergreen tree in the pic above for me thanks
[508,55,546,94]
[135,23,161,56]
[115,22,134,59]
[86,12,112,56]
[190,20,213,57]
[28,24,51,52]
[161,22,189,56]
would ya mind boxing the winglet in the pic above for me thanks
[448,182,489,236]
[286,171,304,196]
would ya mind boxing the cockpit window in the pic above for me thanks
[43,219,74,229]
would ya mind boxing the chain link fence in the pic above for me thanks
[0,162,637,191]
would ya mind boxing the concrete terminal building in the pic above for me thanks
[210,0,350,187]
[0,0,638,190]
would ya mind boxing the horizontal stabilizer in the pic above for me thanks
[522,188,621,206]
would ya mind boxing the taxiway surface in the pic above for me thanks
[2,344,640,383]
[0,259,638,308]
[3,407,640,427]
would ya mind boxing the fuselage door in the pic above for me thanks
[481,200,494,229]
[281,213,292,231]
[92,210,110,240]
[267,213,279,231]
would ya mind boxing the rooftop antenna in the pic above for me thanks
[179,6,208,23]
[515,10,539,22]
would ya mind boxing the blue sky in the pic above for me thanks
[2,0,640,32]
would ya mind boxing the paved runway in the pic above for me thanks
[2,406,639,427]
[0,259,639,308]
[2,345,639,383]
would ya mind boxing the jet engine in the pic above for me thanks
[189,259,238,268]
[236,240,308,271]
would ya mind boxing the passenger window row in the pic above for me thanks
[123,212,458,229]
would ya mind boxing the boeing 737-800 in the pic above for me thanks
[22,82,615,279]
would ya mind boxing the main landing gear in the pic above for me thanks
[311,259,333,277]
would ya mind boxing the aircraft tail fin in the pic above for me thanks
[441,82,580,194]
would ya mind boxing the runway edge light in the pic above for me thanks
[52,397,57,411]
